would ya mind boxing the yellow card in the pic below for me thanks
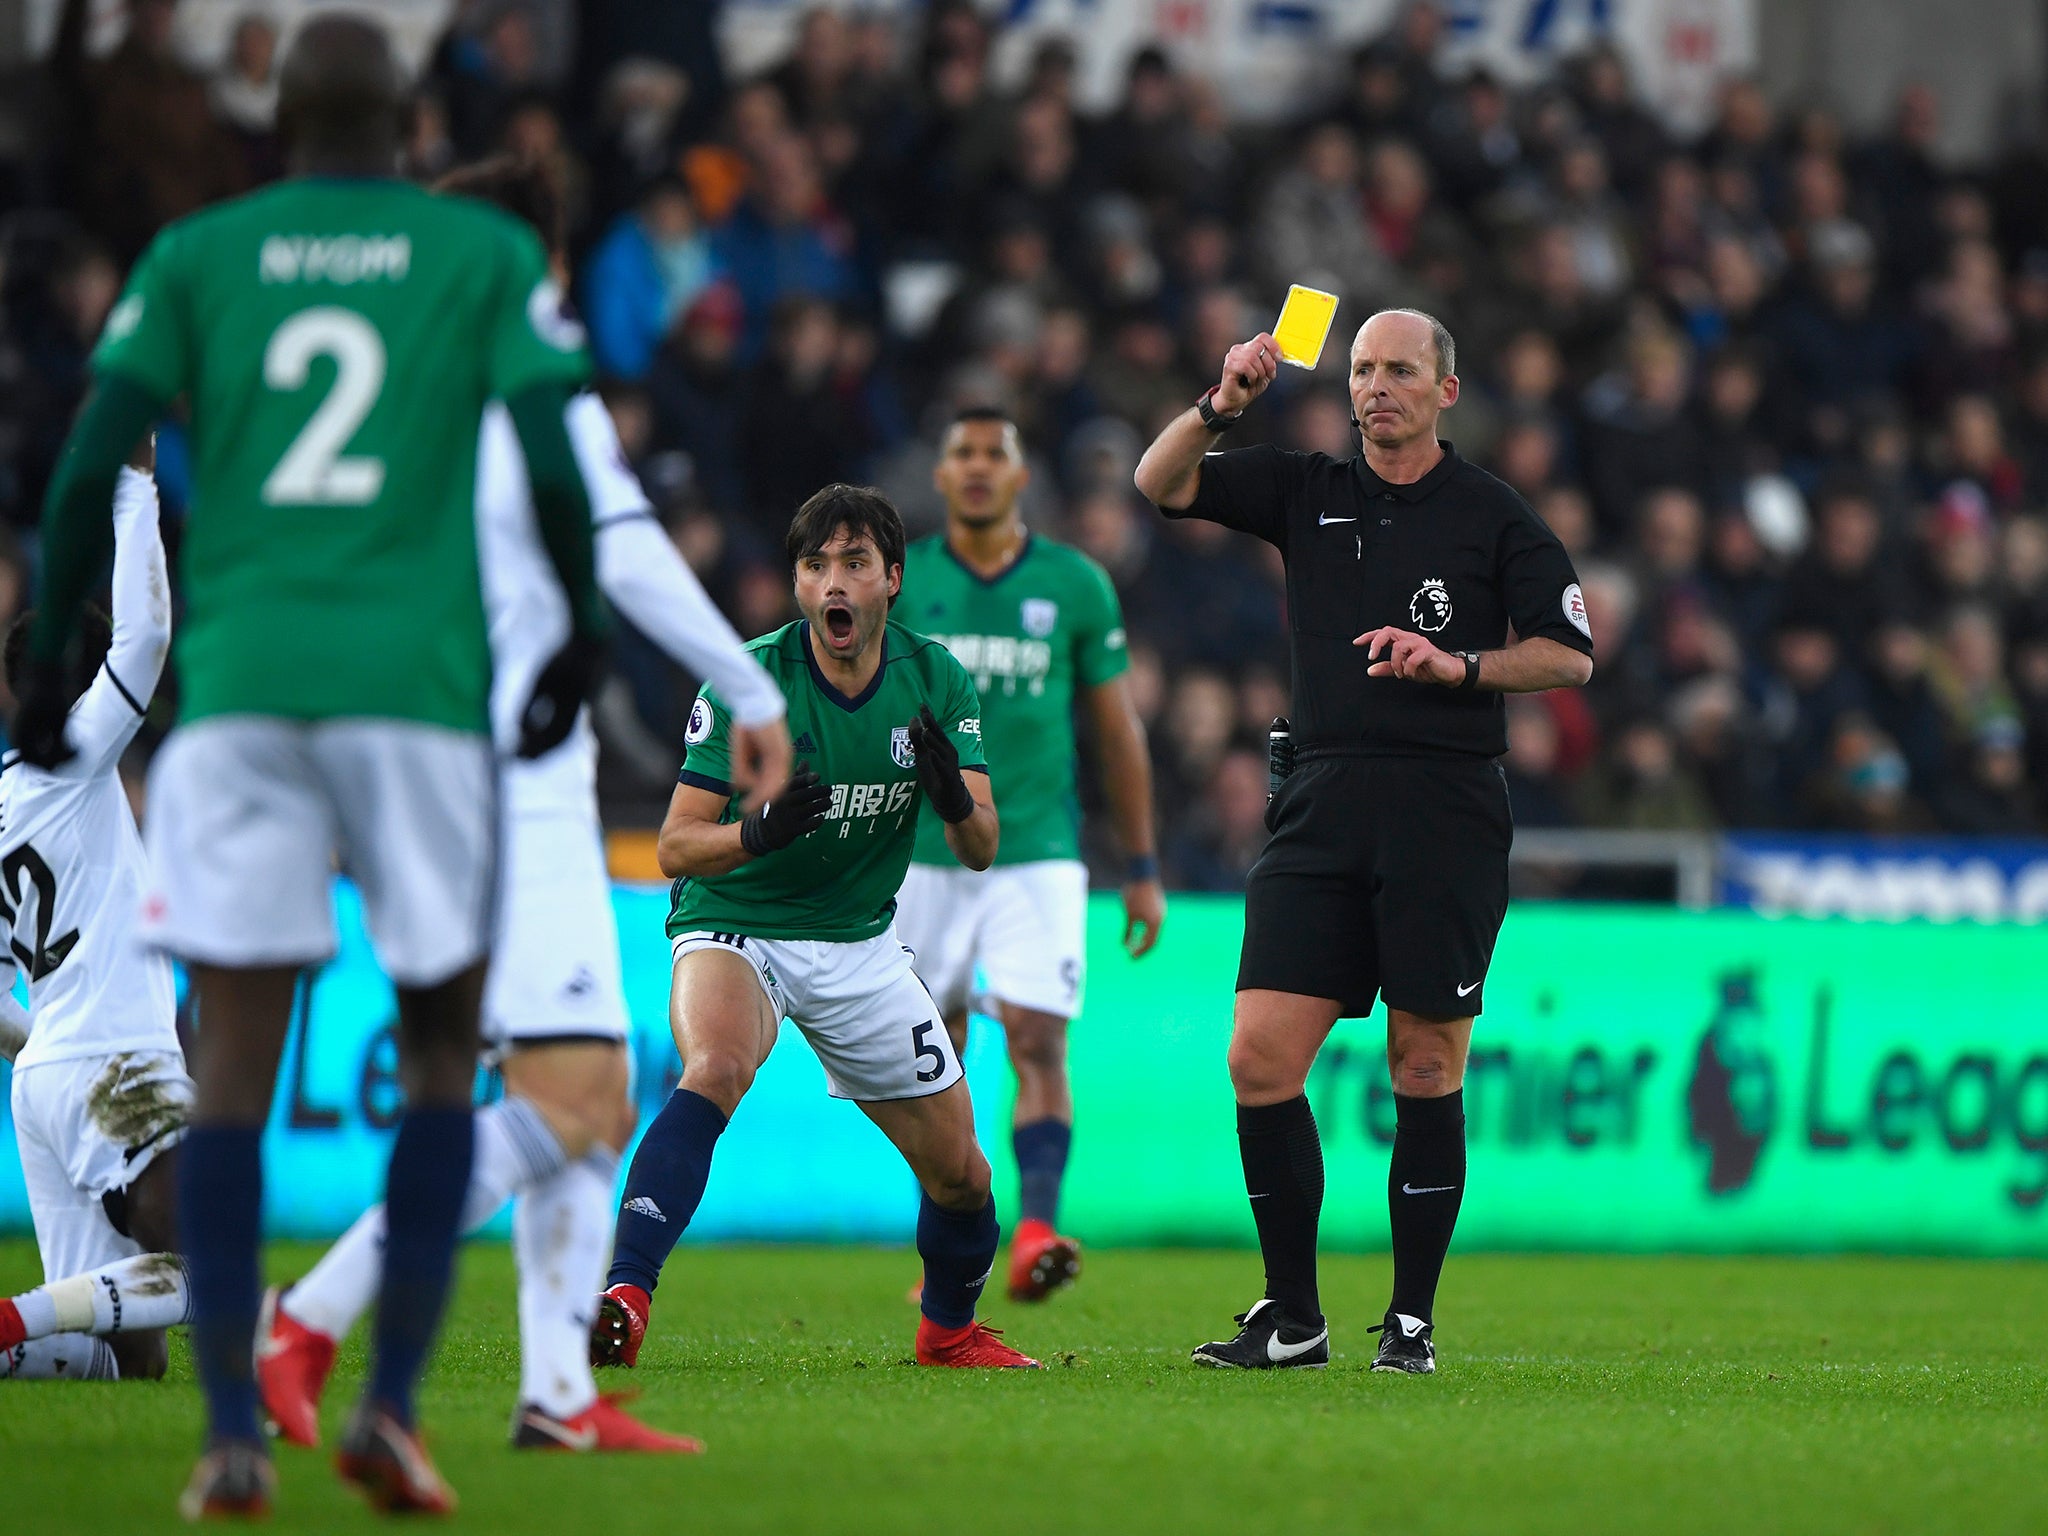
[1272,284,1339,369]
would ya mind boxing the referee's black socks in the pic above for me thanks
[1387,1089,1466,1324]
[1237,1095,1325,1326]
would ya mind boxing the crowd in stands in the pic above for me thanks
[4,0,2048,893]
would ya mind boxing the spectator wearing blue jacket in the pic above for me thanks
[583,175,719,380]
[709,132,859,360]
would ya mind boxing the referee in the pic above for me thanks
[1134,309,1594,1373]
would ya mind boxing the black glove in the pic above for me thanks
[516,631,605,760]
[740,766,832,856]
[907,705,974,824]
[12,656,76,770]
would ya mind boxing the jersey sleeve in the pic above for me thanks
[1071,555,1131,688]
[576,395,787,726]
[1167,443,1310,550]
[938,655,988,774]
[90,229,190,404]
[62,468,171,778]
[676,683,735,796]
[1498,498,1595,658]
[486,222,591,401]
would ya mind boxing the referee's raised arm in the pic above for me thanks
[1133,331,1281,509]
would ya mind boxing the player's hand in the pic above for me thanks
[907,705,973,823]
[1215,332,1280,414]
[1354,626,1461,687]
[517,631,606,759]
[740,766,831,856]
[727,715,793,816]
[1122,878,1166,958]
[12,655,76,769]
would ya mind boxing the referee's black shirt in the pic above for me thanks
[1162,440,1592,758]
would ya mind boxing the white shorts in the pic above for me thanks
[894,859,1088,1021]
[669,927,962,1102]
[483,803,629,1048]
[143,717,496,987]
[10,1050,192,1281]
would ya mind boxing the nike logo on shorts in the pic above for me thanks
[1456,980,1481,997]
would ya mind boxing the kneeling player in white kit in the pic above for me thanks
[256,157,791,1453]
[0,444,189,1382]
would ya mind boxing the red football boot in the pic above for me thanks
[256,1287,337,1449]
[1006,1218,1082,1303]
[915,1317,1041,1368]
[335,1406,457,1517]
[511,1392,705,1454]
[588,1284,650,1369]
[0,1298,25,1351]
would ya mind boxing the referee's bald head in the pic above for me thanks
[1354,309,1457,382]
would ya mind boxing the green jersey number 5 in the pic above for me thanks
[261,306,387,505]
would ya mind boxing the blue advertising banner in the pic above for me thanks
[1718,833,2048,922]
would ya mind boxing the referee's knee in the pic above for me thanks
[1389,1054,1460,1097]
[1227,1036,1308,1104]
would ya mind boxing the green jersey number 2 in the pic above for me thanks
[261,306,387,505]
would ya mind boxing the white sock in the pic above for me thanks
[283,1094,569,1341]
[0,1335,119,1379]
[10,1253,190,1339]
[514,1146,618,1418]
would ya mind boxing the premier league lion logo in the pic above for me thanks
[1409,578,1453,633]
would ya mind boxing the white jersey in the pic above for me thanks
[474,393,785,818]
[3,469,177,1071]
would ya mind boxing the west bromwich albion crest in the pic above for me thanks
[1020,598,1059,638]
[891,725,916,768]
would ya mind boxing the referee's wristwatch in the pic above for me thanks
[1455,650,1482,690]
[1196,386,1243,432]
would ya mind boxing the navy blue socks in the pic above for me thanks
[1012,1118,1071,1226]
[177,1124,264,1444]
[369,1106,474,1424]
[608,1089,728,1296]
[916,1192,999,1329]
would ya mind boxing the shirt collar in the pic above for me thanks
[1355,440,1461,503]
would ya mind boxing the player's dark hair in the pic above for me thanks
[786,484,906,605]
[434,155,567,261]
[4,605,114,713]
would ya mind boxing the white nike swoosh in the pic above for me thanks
[1318,513,1357,524]
[522,1411,599,1450]
[1266,1326,1328,1363]
[1456,980,1481,997]
[1402,1182,1457,1195]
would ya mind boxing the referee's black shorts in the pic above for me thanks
[1237,753,1512,1019]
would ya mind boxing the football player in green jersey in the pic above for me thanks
[25,17,605,1518]
[589,485,1041,1371]
[895,408,1164,1303]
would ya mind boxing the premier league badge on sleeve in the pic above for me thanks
[891,725,916,768]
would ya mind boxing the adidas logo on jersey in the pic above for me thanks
[623,1197,666,1222]
[792,732,818,755]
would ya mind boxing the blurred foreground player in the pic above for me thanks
[257,156,790,1458]
[894,407,1163,1301]
[592,485,1039,1371]
[1135,311,1593,1373]
[0,440,189,1384]
[26,17,605,1517]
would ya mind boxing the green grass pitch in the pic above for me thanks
[1,1240,2043,1535]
